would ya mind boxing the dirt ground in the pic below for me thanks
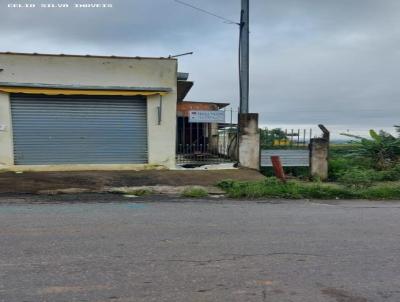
[0,169,264,194]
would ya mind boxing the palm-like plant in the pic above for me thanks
[341,129,400,170]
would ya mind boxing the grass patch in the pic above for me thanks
[217,178,400,200]
[181,187,209,198]
[261,166,310,179]
[126,189,153,196]
[331,164,400,186]
[358,185,400,200]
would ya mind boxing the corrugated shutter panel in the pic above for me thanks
[261,150,309,167]
[11,94,148,165]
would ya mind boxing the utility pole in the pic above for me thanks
[174,0,249,112]
[239,0,249,114]
[238,0,259,170]
[174,0,260,170]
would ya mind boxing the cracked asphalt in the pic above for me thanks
[1,195,400,302]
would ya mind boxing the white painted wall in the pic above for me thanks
[147,94,177,167]
[0,92,13,167]
[0,53,177,170]
[0,53,176,88]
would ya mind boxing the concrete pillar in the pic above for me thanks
[238,113,260,170]
[309,138,329,180]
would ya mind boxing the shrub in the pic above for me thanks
[328,157,352,180]
[181,187,208,198]
[341,129,400,170]
[335,164,400,185]
[376,163,400,181]
[328,152,376,181]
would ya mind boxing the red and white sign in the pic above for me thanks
[188,110,225,123]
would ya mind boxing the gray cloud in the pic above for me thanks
[1,0,399,134]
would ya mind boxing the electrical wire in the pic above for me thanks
[262,108,395,114]
[173,0,243,114]
[174,0,240,25]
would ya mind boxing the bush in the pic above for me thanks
[181,187,208,198]
[335,164,400,186]
[328,154,374,181]
[375,164,400,181]
[341,129,400,170]
[329,157,353,180]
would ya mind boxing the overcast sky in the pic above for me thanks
[1,0,399,137]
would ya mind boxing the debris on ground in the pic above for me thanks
[0,169,264,194]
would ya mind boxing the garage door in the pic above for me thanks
[10,94,148,165]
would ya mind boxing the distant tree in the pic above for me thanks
[260,128,287,148]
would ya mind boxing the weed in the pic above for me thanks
[337,168,376,188]
[217,177,400,200]
[261,166,309,179]
[127,189,153,196]
[181,187,208,198]
[360,185,400,200]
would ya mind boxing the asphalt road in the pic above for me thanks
[1,195,400,302]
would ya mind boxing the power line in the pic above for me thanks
[173,0,248,115]
[174,0,240,25]
[169,52,194,58]
[262,108,395,114]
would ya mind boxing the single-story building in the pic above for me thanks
[0,52,232,171]
[0,52,178,170]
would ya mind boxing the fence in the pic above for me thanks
[176,108,238,165]
[261,128,313,167]
[261,128,313,149]
[261,149,309,167]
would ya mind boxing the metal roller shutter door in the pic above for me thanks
[11,94,148,165]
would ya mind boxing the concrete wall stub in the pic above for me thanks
[0,92,13,167]
[310,138,329,180]
[147,94,177,168]
[238,113,260,170]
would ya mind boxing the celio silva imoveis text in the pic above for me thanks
[7,3,113,8]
